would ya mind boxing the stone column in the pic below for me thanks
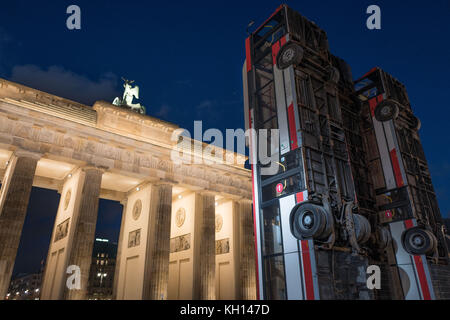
[238,200,257,300]
[64,167,103,300]
[0,151,40,300]
[193,192,216,300]
[143,184,172,300]
[112,199,128,300]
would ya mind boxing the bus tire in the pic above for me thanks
[290,202,332,240]
[402,227,437,255]
[377,226,392,249]
[277,42,304,70]
[353,214,371,244]
[374,100,399,122]
[409,115,421,131]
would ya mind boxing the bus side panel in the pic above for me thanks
[389,220,435,300]
[369,96,397,190]
[279,195,304,300]
[272,54,291,155]
[283,66,302,151]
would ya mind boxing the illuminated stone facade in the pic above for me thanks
[0,78,256,300]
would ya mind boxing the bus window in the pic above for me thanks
[253,9,284,43]
[262,203,284,255]
[377,187,413,221]
[259,149,304,181]
[355,70,384,100]
[263,255,287,300]
[262,174,305,203]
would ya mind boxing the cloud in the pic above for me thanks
[9,65,120,105]
[196,99,216,110]
[155,104,171,118]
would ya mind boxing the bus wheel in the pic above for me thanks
[374,100,399,122]
[409,115,421,131]
[377,226,392,249]
[402,227,437,255]
[276,42,304,70]
[353,214,371,244]
[290,202,332,240]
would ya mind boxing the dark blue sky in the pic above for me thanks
[1,1,449,274]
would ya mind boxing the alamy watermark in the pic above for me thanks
[66,265,81,290]
[366,5,381,30]
[367,265,381,290]
[170,121,280,176]
[66,5,81,30]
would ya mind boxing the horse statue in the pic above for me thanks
[113,78,146,114]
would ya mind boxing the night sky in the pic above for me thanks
[0,1,449,275]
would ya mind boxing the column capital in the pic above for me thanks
[80,165,107,174]
[152,180,175,188]
[13,149,42,161]
[195,190,216,198]
[238,198,253,206]
[155,178,178,186]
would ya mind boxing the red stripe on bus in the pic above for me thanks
[403,220,432,300]
[355,67,378,82]
[250,164,260,300]
[288,103,298,150]
[245,37,252,72]
[272,41,281,66]
[249,110,260,300]
[369,94,384,117]
[369,98,377,117]
[404,219,414,229]
[272,36,287,66]
[301,240,315,300]
[390,148,404,187]
[413,255,432,300]
[364,67,377,77]
[296,192,304,203]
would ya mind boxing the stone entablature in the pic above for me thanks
[0,78,252,200]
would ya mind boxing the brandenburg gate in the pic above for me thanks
[0,78,256,300]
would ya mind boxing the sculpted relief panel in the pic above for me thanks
[170,234,191,253]
[215,214,223,233]
[176,207,186,228]
[132,199,142,221]
[54,218,70,243]
[64,189,72,211]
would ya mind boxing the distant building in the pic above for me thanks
[87,238,118,300]
[6,267,43,300]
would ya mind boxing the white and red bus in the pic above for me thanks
[355,67,449,299]
[243,5,373,300]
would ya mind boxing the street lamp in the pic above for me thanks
[97,272,107,286]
